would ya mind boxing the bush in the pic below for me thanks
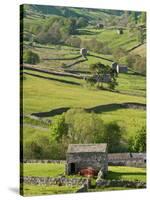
[65,108,104,143]
[132,126,146,152]
[23,50,40,64]
[100,121,125,153]
[50,114,68,142]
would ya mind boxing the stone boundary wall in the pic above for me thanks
[22,160,146,168]
[96,179,146,188]
[108,160,146,168]
[22,159,66,163]
[20,176,87,187]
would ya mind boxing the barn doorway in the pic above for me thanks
[70,163,75,174]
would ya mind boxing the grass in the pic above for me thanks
[22,163,146,183]
[88,187,139,192]
[131,44,146,57]
[107,166,146,182]
[22,163,65,177]
[22,71,146,138]
[21,184,79,196]
[78,29,138,51]
[23,72,145,114]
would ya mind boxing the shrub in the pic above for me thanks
[132,126,146,152]
[101,121,125,153]
[65,108,104,143]
[50,114,68,142]
[23,50,40,64]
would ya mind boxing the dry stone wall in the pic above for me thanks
[20,176,87,187]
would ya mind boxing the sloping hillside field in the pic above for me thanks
[20,4,146,196]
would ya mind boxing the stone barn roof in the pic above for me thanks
[67,144,107,153]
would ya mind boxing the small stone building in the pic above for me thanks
[66,144,108,175]
[112,62,128,73]
[80,48,88,57]
[96,23,104,29]
[117,64,128,73]
[117,28,123,35]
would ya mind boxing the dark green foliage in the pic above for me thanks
[102,122,124,153]
[137,29,145,44]
[89,62,118,89]
[35,16,78,44]
[23,50,40,64]
[133,126,146,152]
[76,17,88,28]
[140,12,146,24]
[50,114,68,142]
[65,108,104,143]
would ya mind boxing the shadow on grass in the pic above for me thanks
[106,171,146,181]
[31,107,70,117]
[31,102,146,118]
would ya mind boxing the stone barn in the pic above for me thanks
[117,64,128,73]
[96,23,104,29]
[112,62,128,73]
[66,144,108,176]
[117,28,123,35]
[80,48,88,57]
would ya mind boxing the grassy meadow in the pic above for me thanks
[21,163,146,196]
[21,4,146,195]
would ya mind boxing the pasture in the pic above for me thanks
[20,4,146,195]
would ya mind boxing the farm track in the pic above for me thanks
[23,123,49,131]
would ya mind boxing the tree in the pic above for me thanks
[76,17,88,28]
[101,122,124,153]
[89,62,118,89]
[137,28,144,44]
[140,12,146,24]
[69,18,77,34]
[90,62,110,88]
[23,50,40,64]
[50,114,68,142]
[65,108,104,143]
[130,11,138,24]
[133,126,146,152]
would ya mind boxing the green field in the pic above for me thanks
[21,5,146,195]
[23,71,146,139]
[78,28,138,51]
[21,184,79,196]
[22,163,146,182]
[21,163,146,195]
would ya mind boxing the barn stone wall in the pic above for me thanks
[66,152,108,175]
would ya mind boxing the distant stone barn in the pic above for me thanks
[96,23,104,29]
[117,28,123,35]
[66,144,108,175]
[80,48,88,57]
[112,62,128,73]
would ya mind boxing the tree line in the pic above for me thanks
[23,108,146,159]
